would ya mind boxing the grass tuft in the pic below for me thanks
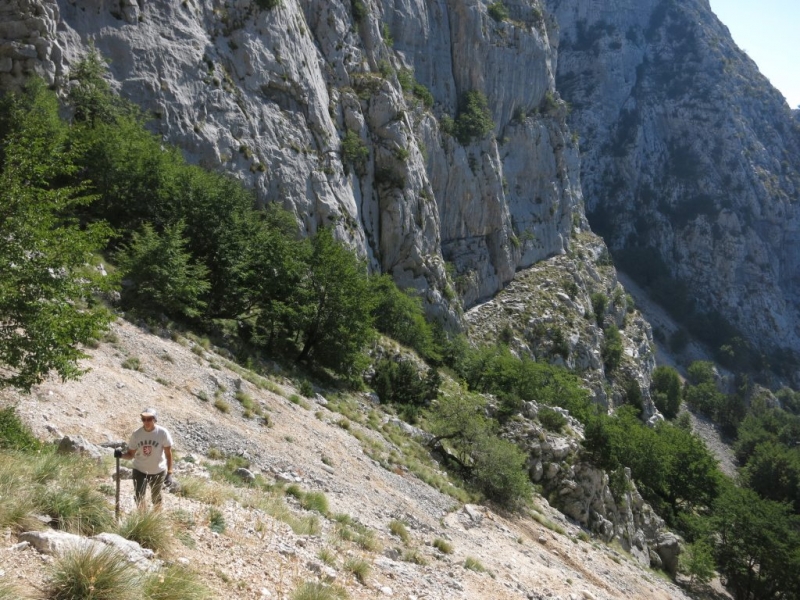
[389,519,410,543]
[433,538,453,554]
[116,508,172,554]
[49,545,140,600]
[464,556,487,573]
[143,563,211,599]
[292,581,349,600]
[343,557,371,584]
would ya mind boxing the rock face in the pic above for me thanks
[0,0,582,326]
[544,0,800,367]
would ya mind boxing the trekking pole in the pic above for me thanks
[115,452,121,522]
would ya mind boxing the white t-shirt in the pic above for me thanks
[127,425,173,475]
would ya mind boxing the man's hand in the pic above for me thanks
[164,473,175,487]
[114,448,123,459]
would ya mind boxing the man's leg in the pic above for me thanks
[132,469,147,507]
[149,471,166,508]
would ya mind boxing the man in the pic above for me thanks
[115,408,174,508]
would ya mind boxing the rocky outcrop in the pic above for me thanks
[545,0,800,369]
[505,411,671,569]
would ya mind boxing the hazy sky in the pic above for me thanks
[709,0,799,109]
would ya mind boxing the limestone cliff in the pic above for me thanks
[0,0,585,326]
[544,0,800,371]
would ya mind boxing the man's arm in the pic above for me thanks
[164,446,173,474]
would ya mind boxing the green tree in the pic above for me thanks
[116,221,210,319]
[601,325,623,372]
[293,228,376,376]
[679,540,716,586]
[370,275,437,360]
[652,365,681,419]
[590,292,607,327]
[454,90,495,145]
[687,360,716,385]
[684,382,724,418]
[0,79,113,391]
[471,434,532,508]
[713,484,800,600]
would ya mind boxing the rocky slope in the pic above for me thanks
[545,0,800,367]
[0,318,696,600]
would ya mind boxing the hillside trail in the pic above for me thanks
[1,318,698,600]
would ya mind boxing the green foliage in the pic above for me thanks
[590,292,607,327]
[292,228,376,375]
[208,507,226,533]
[457,344,592,422]
[679,540,716,585]
[581,407,721,517]
[684,382,725,419]
[370,275,438,360]
[651,366,681,419]
[487,2,509,22]
[454,90,495,145]
[0,78,113,391]
[601,325,623,372]
[712,484,800,600]
[341,129,369,175]
[538,407,567,432]
[49,545,140,600]
[117,221,211,319]
[470,434,532,508]
[351,0,367,23]
[0,407,41,451]
[463,556,487,573]
[372,358,439,410]
[687,361,716,385]
[255,0,281,9]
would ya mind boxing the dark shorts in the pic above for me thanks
[132,468,166,506]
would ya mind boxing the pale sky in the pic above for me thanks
[709,0,800,109]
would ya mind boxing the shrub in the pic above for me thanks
[487,2,509,22]
[454,91,495,145]
[351,0,366,23]
[299,379,315,398]
[601,325,623,372]
[208,507,226,533]
[0,407,41,451]
[213,398,230,413]
[121,357,141,371]
[255,0,281,9]
[341,130,369,174]
[590,292,607,327]
[538,407,567,432]
[471,435,532,509]
[652,365,681,419]
[49,545,139,600]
